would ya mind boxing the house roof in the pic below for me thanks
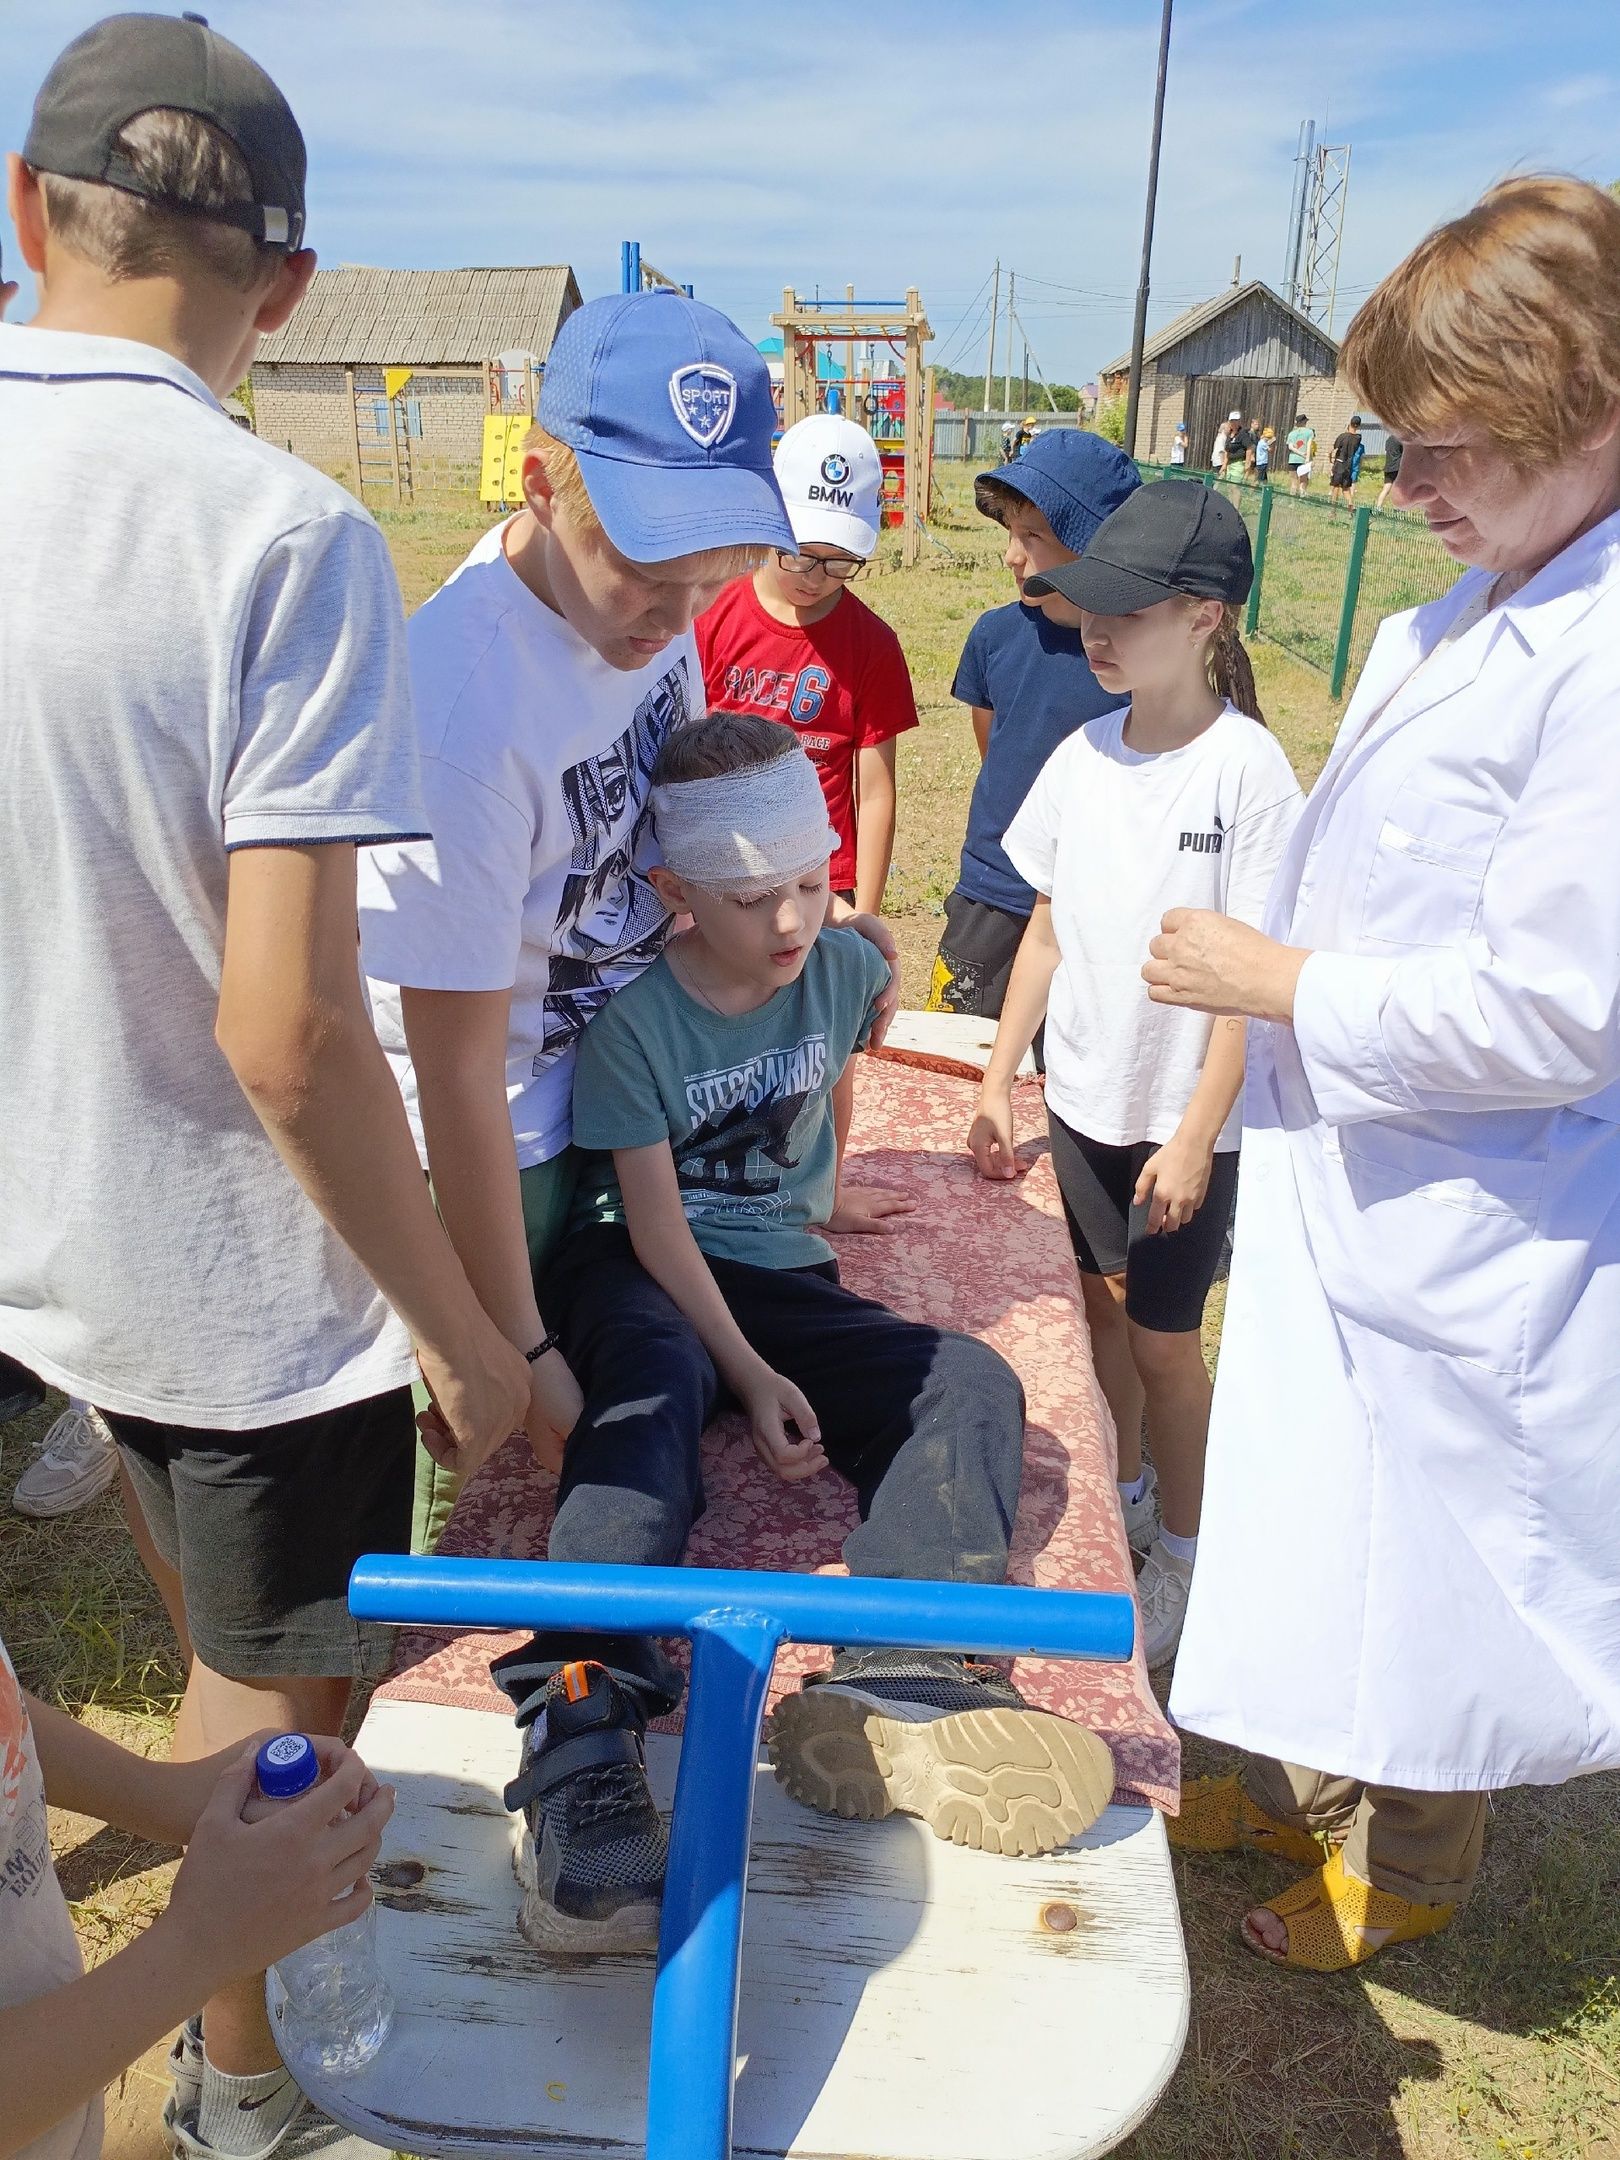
[1100,280,1338,379]
[255,264,581,367]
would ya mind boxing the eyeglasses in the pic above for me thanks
[775,551,864,583]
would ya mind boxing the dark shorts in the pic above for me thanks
[110,1388,415,1680]
[928,887,1027,1017]
[1047,1111,1238,1335]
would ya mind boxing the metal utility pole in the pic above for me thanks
[983,260,1000,417]
[1003,272,1017,414]
[1298,141,1353,333]
[1009,302,1061,413]
[1123,0,1174,459]
[1283,120,1314,305]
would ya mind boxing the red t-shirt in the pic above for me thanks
[696,578,920,892]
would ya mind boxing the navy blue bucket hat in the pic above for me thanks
[979,430,1139,555]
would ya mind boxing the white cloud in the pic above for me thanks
[4,0,1619,378]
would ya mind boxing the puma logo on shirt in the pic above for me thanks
[1179,813,1227,855]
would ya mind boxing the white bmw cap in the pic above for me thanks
[772,415,884,557]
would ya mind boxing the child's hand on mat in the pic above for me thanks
[1134,1133,1214,1234]
[162,1736,394,1990]
[740,1365,829,1483]
[968,1092,1021,1181]
[416,1324,532,1478]
[524,1348,584,1476]
[826,1183,917,1236]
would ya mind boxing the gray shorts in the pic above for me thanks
[109,1387,415,1679]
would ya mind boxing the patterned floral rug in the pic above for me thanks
[380,1050,1179,1811]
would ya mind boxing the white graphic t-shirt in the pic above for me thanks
[1005,703,1303,1150]
[1,1641,99,2160]
[359,524,702,1168]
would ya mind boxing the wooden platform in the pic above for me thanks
[284,1697,1188,2160]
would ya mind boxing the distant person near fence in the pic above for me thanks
[1376,431,1404,510]
[1329,414,1363,505]
[1286,414,1314,494]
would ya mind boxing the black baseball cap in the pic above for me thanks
[1024,478,1253,614]
[24,13,306,249]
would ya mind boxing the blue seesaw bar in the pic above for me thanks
[348,1557,1136,2160]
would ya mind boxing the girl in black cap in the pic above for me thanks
[967,481,1304,1667]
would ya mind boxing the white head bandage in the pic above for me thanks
[651,749,838,899]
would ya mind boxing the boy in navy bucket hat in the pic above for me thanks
[928,429,1140,1047]
[356,289,900,1527]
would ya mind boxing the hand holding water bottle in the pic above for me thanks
[160,1735,394,1994]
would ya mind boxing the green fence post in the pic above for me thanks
[1245,484,1273,639]
[1331,505,1373,698]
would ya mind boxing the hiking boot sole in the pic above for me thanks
[511,1817,662,1955]
[766,1688,1115,1857]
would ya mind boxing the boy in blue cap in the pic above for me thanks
[359,294,897,1543]
[928,431,1140,1034]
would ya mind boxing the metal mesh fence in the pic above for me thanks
[1348,504,1459,680]
[1134,463,1457,695]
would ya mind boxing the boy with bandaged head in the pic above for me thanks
[492,713,1114,1952]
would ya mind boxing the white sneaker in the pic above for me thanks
[1137,1539,1194,1670]
[1119,1463,1160,1556]
[11,1404,119,1519]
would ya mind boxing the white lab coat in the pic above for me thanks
[1170,510,1620,1791]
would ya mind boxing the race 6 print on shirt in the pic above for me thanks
[696,578,918,892]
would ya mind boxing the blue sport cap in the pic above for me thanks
[539,290,795,564]
[255,1732,320,1799]
[978,429,1140,557]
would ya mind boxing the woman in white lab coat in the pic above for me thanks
[1142,175,1620,1971]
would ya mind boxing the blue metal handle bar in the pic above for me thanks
[349,1556,1135,1661]
[349,1557,1133,2160]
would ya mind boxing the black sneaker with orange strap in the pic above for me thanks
[502,1660,668,1954]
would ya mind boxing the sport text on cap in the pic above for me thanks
[24,12,307,250]
[538,290,794,562]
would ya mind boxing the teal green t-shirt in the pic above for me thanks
[570,927,891,1269]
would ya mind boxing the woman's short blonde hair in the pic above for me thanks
[520,424,767,580]
[1340,175,1620,470]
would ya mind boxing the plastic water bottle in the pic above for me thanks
[247,1733,395,2074]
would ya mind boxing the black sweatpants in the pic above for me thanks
[491,1225,1026,1721]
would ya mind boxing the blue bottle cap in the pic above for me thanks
[255,1732,320,1799]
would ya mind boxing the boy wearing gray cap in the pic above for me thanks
[2,13,527,2154]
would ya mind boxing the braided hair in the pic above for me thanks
[1203,603,1266,727]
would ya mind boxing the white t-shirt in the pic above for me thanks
[1,1640,99,2160]
[1004,703,1303,1150]
[0,326,424,1428]
[359,524,702,1168]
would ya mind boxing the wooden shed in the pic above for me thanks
[1100,281,1347,467]
[251,263,582,496]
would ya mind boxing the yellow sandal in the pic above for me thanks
[1240,1846,1456,1972]
[1168,1773,1329,1869]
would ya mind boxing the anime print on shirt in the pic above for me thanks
[541,660,691,1061]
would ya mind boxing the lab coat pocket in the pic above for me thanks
[1316,1119,1543,1375]
[1360,788,1505,948]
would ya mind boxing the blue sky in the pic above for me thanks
[5,1,1619,383]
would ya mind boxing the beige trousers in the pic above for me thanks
[1242,1755,1486,1908]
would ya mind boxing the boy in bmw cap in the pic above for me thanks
[358,298,901,1548]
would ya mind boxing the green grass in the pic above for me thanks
[6,460,1615,2160]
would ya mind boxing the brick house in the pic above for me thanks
[1099,281,1357,470]
[251,264,582,494]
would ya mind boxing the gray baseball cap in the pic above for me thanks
[24,12,306,249]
